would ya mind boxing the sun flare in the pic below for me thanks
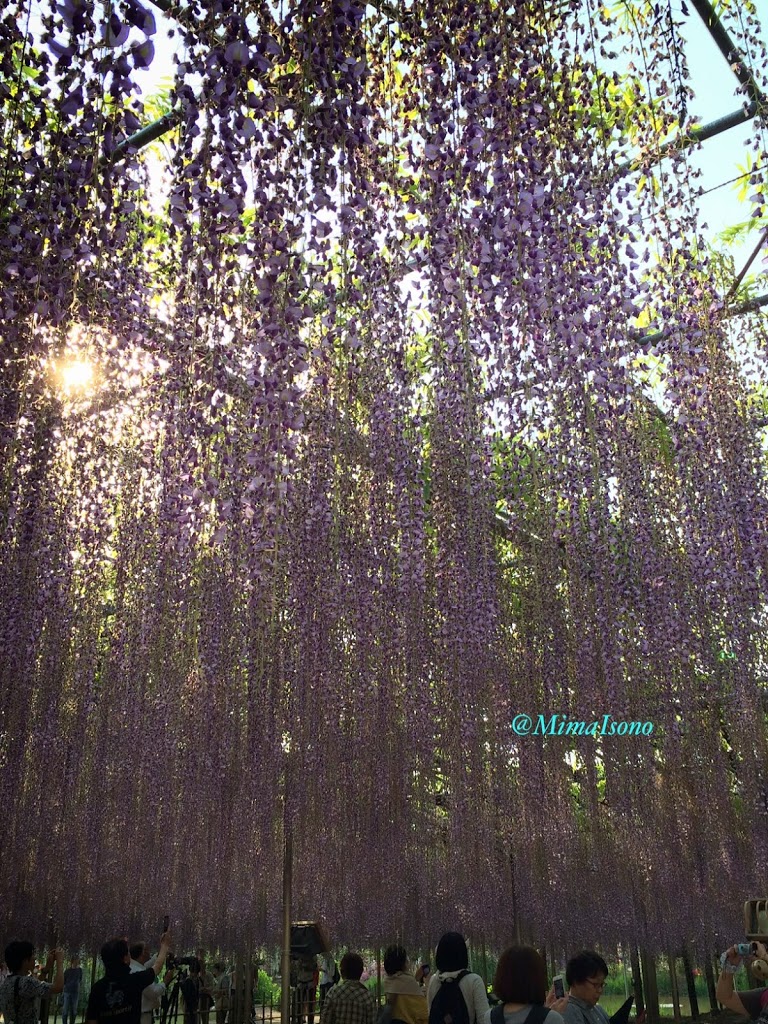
[54,357,95,395]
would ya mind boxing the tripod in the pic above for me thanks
[161,975,185,1024]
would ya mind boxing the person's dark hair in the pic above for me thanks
[384,945,408,976]
[340,953,364,981]
[566,951,608,987]
[493,947,547,1005]
[5,941,34,973]
[435,933,469,973]
[101,938,130,971]
[129,943,146,962]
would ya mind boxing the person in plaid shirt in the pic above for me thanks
[320,954,376,1024]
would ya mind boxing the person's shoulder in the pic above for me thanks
[544,1011,565,1024]
[560,1001,581,1023]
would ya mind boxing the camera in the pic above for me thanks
[737,944,758,956]
[167,955,201,973]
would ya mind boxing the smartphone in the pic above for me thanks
[737,943,757,956]
[422,964,430,976]
[553,976,565,999]
[162,915,170,933]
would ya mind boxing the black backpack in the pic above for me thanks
[490,1006,550,1024]
[429,972,470,1024]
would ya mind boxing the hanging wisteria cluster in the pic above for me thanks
[2,0,768,955]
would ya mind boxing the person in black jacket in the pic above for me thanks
[86,931,172,1024]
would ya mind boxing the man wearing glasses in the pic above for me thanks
[561,952,610,1024]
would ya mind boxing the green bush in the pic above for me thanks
[254,969,281,1006]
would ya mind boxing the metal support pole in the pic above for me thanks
[615,101,758,176]
[108,112,179,165]
[689,0,763,102]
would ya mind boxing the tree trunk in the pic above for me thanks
[682,951,700,1020]
[668,954,681,1024]
[631,947,645,1018]
[640,951,660,1024]
[704,957,718,1013]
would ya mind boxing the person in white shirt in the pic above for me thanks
[129,942,175,1024]
[319,955,337,1011]
[210,964,232,1024]
[427,933,489,1024]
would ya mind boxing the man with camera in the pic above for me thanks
[180,959,210,1024]
[86,930,172,1024]
[716,942,768,1019]
[0,943,64,1024]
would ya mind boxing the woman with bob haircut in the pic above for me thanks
[382,946,428,1024]
[482,947,566,1024]
[427,933,489,1024]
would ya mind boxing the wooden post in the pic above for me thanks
[682,951,700,1020]
[482,942,488,988]
[510,852,521,945]
[89,955,97,1024]
[548,948,557,988]
[376,950,382,1006]
[281,834,293,1024]
[630,947,644,1018]
[704,957,718,1013]
[668,954,681,1024]
[640,951,660,1024]
[246,954,256,1024]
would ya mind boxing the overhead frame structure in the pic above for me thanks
[106,0,767,341]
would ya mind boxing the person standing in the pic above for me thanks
[482,947,566,1024]
[0,943,65,1024]
[383,946,427,1024]
[210,964,231,1024]
[129,942,174,1024]
[561,952,610,1024]
[320,954,376,1024]
[181,962,205,1024]
[427,933,489,1024]
[318,955,337,1013]
[196,952,213,1024]
[86,931,172,1024]
[61,957,83,1024]
[715,941,768,1019]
